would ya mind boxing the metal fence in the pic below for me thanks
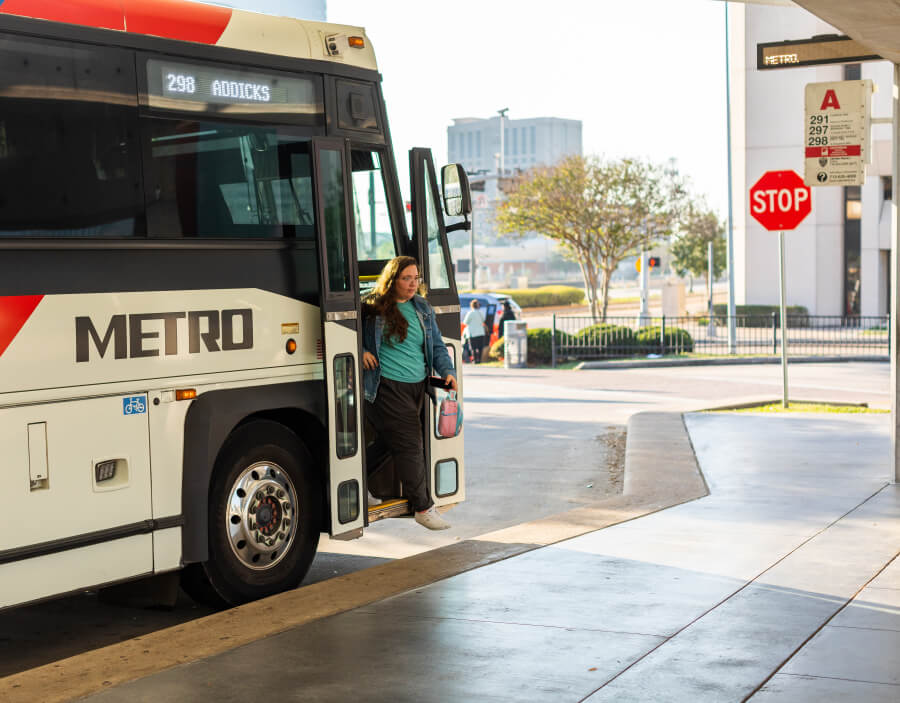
[551,314,890,364]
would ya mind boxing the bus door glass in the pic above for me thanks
[409,148,465,507]
[311,138,366,537]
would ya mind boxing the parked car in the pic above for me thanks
[458,293,523,357]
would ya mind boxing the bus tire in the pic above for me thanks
[183,419,321,607]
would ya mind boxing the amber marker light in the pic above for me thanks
[286,338,298,354]
[348,36,365,48]
[175,389,197,401]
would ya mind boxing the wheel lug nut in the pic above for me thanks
[267,486,275,495]
[276,489,284,499]
[249,505,257,514]
[256,491,264,501]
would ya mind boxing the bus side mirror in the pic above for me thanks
[441,164,472,217]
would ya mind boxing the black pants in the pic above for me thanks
[365,377,431,513]
[469,335,485,363]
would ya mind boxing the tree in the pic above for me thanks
[496,155,685,320]
[670,203,726,294]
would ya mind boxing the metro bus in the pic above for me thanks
[0,0,469,608]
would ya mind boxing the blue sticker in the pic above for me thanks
[123,396,146,415]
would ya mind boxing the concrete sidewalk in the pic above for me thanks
[72,410,899,703]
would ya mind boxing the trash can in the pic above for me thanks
[503,320,528,369]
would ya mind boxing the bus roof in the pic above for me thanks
[0,0,377,71]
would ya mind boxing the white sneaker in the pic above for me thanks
[367,492,382,507]
[415,505,450,530]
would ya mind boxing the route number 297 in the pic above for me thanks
[807,119,829,146]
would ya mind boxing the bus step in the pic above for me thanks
[367,497,411,523]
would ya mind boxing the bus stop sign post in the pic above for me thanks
[749,170,812,408]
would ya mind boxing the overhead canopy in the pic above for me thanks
[777,1,900,65]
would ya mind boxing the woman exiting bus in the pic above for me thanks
[361,256,457,530]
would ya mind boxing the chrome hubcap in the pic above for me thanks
[226,462,298,570]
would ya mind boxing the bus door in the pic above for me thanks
[409,148,468,508]
[311,138,366,539]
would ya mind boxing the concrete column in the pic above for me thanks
[891,63,899,483]
[861,176,881,317]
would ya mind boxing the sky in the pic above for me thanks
[326,0,731,218]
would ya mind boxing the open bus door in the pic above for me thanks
[311,138,366,539]
[409,148,471,509]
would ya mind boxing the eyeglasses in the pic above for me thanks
[398,276,423,283]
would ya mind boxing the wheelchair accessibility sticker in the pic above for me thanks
[123,396,147,415]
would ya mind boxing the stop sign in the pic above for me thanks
[749,170,811,231]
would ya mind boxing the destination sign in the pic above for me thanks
[146,59,319,116]
[758,36,881,71]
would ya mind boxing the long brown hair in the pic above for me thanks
[363,256,426,343]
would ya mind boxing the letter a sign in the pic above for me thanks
[819,89,841,110]
[804,79,872,187]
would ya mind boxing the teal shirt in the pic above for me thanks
[379,300,426,383]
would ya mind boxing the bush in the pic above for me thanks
[525,328,574,364]
[570,323,636,356]
[633,325,694,354]
[489,336,505,361]
[471,286,584,308]
[712,304,809,328]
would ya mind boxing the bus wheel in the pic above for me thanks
[185,420,321,607]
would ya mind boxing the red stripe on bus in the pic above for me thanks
[0,0,232,44]
[125,0,232,45]
[0,295,43,357]
[0,0,125,30]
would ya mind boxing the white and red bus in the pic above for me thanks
[0,0,469,608]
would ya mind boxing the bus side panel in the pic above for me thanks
[180,380,327,564]
[0,395,154,609]
[0,536,153,610]
[0,395,153,549]
[148,390,194,573]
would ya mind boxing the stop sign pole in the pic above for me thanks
[749,170,812,408]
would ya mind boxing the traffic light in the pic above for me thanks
[635,256,662,272]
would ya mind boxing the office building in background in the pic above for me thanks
[448,115,581,175]
[447,115,582,288]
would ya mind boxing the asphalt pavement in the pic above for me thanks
[63,409,900,702]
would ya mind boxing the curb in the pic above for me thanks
[577,355,888,370]
[700,398,872,412]
[0,413,707,703]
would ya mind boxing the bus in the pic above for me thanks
[0,0,470,609]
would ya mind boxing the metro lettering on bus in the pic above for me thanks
[74,309,255,362]
[0,0,470,609]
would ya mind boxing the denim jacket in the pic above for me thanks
[362,295,456,403]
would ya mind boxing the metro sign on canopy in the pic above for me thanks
[749,170,812,231]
